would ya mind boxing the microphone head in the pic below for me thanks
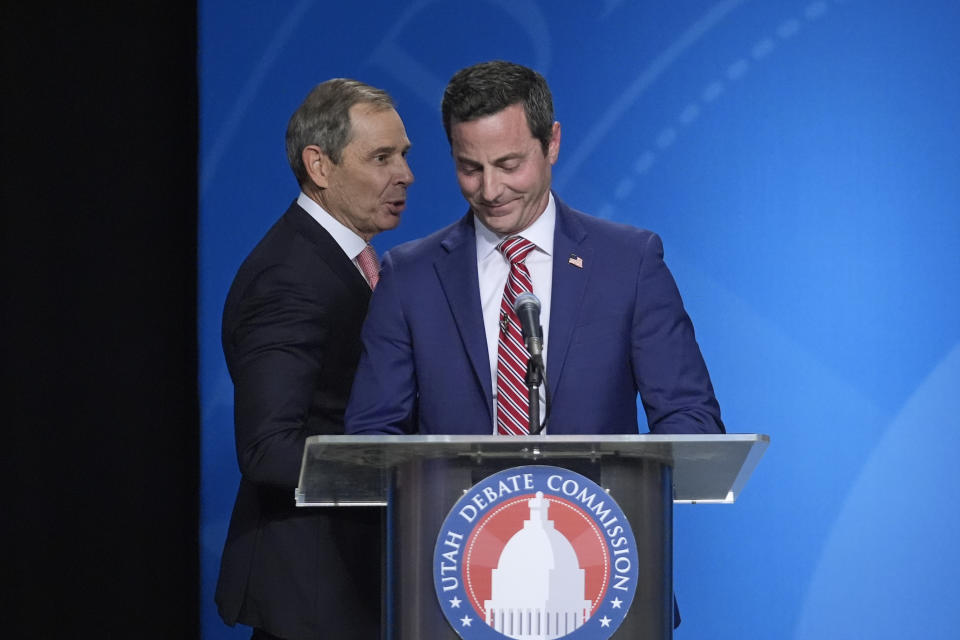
[513,292,541,314]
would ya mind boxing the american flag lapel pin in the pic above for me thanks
[568,253,583,268]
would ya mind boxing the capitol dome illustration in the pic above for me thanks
[484,491,592,638]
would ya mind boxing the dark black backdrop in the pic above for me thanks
[4,4,200,636]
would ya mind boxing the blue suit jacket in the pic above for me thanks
[346,195,723,436]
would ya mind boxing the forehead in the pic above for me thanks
[450,103,536,159]
[346,104,408,149]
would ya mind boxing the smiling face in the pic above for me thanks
[450,102,560,236]
[308,103,413,241]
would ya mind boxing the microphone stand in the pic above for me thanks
[514,293,550,435]
[525,354,549,435]
[525,355,542,434]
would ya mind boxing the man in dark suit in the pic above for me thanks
[216,79,413,640]
[345,60,722,438]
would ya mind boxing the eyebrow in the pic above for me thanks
[455,151,524,165]
[369,142,411,157]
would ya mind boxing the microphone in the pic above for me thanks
[513,292,543,358]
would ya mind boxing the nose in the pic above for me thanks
[481,169,502,203]
[396,156,414,186]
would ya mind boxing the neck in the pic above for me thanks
[302,185,372,242]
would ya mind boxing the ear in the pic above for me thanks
[302,145,332,189]
[547,121,561,165]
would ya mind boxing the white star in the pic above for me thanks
[449,596,462,608]
[611,597,623,609]
[460,615,473,627]
[600,616,612,627]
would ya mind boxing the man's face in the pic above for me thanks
[318,104,413,240]
[450,102,560,236]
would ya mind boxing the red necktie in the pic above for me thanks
[496,236,536,435]
[356,244,380,289]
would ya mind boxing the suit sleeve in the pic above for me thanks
[345,251,418,434]
[224,263,330,488]
[631,232,725,434]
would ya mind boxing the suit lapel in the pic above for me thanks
[547,197,591,395]
[286,202,371,297]
[435,213,494,414]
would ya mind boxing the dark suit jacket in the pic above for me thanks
[216,201,381,640]
[346,195,723,436]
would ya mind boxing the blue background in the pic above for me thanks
[199,1,960,638]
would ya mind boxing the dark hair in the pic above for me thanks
[285,78,395,186]
[441,60,554,154]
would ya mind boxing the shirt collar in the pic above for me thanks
[297,192,368,260]
[474,192,556,261]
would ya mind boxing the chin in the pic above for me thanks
[498,220,529,236]
[477,212,515,233]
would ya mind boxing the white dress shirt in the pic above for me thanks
[475,192,556,432]
[297,192,375,286]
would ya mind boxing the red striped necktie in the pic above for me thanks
[495,236,537,435]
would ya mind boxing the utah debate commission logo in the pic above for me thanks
[433,465,639,639]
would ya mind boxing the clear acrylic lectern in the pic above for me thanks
[296,434,768,639]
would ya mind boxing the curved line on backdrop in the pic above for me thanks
[368,0,552,109]
[792,342,960,639]
[200,0,315,199]
[595,0,842,219]
[199,0,553,198]
[554,0,748,191]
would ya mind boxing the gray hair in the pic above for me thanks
[285,78,395,186]
[441,60,554,154]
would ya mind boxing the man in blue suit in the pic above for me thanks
[345,60,723,438]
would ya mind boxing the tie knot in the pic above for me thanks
[497,236,536,265]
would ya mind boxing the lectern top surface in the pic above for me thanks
[296,434,768,505]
